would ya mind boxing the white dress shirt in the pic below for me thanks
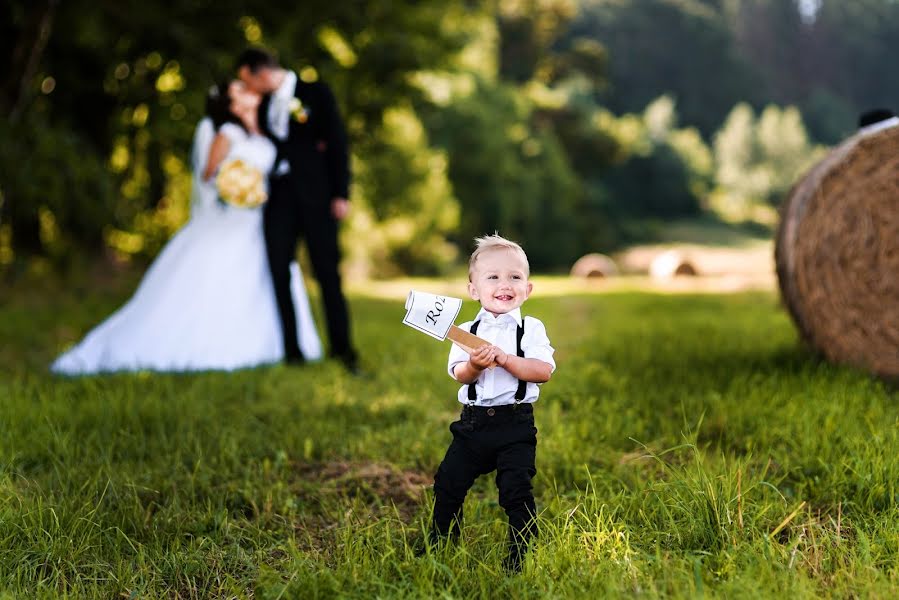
[267,70,298,175]
[447,307,556,406]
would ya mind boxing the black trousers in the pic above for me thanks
[432,404,538,560]
[263,177,353,360]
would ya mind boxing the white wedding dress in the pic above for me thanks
[52,119,322,374]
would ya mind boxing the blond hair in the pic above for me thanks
[468,234,530,280]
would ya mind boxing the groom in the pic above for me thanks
[236,48,359,373]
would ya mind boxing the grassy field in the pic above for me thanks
[1,275,897,598]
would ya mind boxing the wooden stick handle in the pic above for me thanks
[447,325,498,368]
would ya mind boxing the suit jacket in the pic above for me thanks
[260,78,350,204]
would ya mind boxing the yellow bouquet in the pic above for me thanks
[216,159,267,208]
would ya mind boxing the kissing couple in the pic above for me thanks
[53,48,361,376]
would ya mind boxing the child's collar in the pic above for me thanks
[475,306,523,326]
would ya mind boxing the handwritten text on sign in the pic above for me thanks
[402,290,463,341]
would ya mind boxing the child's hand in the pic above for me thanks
[469,345,496,370]
[493,346,508,367]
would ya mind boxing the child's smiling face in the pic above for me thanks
[468,248,532,316]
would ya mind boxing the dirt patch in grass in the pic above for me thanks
[293,460,432,514]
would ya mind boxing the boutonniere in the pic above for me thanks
[288,98,309,123]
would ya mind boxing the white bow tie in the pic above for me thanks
[480,318,514,327]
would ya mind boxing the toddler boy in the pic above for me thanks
[428,234,555,573]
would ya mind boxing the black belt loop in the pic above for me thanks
[467,320,481,403]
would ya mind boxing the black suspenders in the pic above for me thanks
[467,319,528,404]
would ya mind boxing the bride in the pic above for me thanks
[52,81,322,374]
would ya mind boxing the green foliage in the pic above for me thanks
[734,0,899,140]
[422,78,582,270]
[2,279,899,596]
[1,0,471,271]
[574,0,899,146]
[345,106,460,278]
[496,0,581,85]
[0,112,116,262]
[599,96,711,219]
[800,89,857,146]
[711,102,826,220]
[572,0,763,138]
[6,0,899,276]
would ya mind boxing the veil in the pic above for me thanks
[189,117,218,218]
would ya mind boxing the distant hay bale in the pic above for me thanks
[570,253,619,278]
[776,122,899,379]
[649,250,698,279]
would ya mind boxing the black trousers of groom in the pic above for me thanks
[263,176,353,362]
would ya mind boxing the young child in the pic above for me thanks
[428,234,556,573]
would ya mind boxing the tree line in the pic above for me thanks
[2,0,896,276]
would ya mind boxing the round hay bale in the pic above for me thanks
[570,253,619,278]
[649,250,698,279]
[776,122,899,379]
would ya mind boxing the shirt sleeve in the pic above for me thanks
[447,321,474,379]
[191,118,215,174]
[189,118,218,217]
[219,122,245,144]
[523,317,556,373]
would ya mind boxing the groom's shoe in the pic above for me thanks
[285,351,306,367]
[334,350,365,377]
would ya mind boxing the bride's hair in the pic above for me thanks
[235,48,279,73]
[205,81,245,131]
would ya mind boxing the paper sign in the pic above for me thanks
[403,290,463,341]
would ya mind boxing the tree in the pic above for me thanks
[422,78,581,269]
[711,102,825,220]
[569,0,763,138]
[345,105,460,278]
[730,0,899,143]
[0,0,472,267]
[598,96,711,221]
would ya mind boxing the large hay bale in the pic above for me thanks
[776,122,899,379]
[649,250,698,279]
[570,253,619,278]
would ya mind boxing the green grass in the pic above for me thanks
[652,216,772,247]
[1,276,897,598]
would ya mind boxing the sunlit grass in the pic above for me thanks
[1,277,896,597]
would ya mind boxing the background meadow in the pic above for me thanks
[2,281,896,598]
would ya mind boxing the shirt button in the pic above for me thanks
[487,408,495,416]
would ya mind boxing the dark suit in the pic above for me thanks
[259,76,355,362]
